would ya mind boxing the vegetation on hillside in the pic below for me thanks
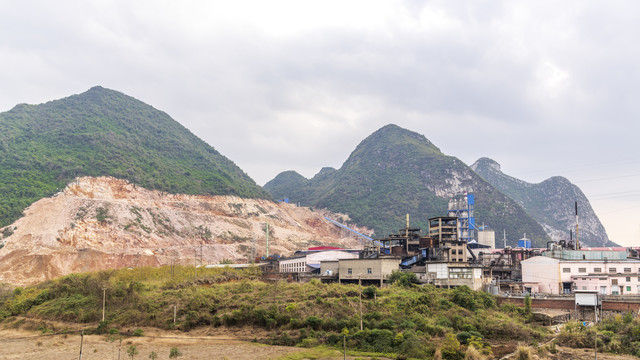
[0,266,548,359]
[0,86,269,228]
[555,314,640,358]
[265,124,550,246]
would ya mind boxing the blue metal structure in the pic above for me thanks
[446,193,476,243]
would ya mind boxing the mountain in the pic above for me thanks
[0,86,269,228]
[265,124,551,246]
[470,157,614,247]
[0,177,362,285]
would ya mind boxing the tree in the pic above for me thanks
[127,345,139,360]
[149,351,157,360]
[169,347,182,358]
[524,293,531,314]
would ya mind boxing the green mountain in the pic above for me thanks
[471,157,615,247]
[0,86,269,227]
[265,124,551,247]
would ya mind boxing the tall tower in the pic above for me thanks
[447,193,475,243]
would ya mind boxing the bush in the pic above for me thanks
[133,328,144,337]
[388,271,418,287]
[169,347,182,358]
[363,286,378,299]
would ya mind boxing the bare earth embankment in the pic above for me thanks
[0,177,367,286]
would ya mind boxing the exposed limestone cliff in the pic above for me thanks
[0,177,365,285]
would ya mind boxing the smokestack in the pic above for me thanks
[575,201,580,250]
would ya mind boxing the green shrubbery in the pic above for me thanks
[0,265,550,359]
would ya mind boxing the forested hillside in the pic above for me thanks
[266,124,550,246]
[0,86,269,228]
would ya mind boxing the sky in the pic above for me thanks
[1,1,639,246]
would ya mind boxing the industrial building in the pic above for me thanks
[522,249,640,295]
[279,249,359,273]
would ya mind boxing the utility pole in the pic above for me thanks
[343,333,346,360]
[102,287,107,322]
[78,329,84,360]
[266,223,269,258]
[359,276,363,331]
[595,294,598,360]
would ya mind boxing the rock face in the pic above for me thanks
[265,124,550,246]
[471,157,614,247]
[0,177,365,285]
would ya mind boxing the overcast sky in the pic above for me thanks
[1,1,639,246]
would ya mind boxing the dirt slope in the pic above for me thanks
[0,177,367,285]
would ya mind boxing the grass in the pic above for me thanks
[0,266,550,359]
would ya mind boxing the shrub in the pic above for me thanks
[388,271,418,287]
[363,286,378,299]
[133,328,144,337]
[305,316,322,330]
[169,347,182,358]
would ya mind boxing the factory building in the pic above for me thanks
[521,249,640,295]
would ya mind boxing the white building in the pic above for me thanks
[521,254,640,295]
[423,263,487,291]
[279,250,359,273]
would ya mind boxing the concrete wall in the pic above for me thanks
[498,297,640,312]
[339,257,401,282]
[320,260,339,275]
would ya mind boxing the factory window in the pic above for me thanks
[562,268,570,273]
[594,267,602,273]
[612,279,618,285]
[624,268,632,273]
[347,268,352,275]
[627,277,631,282]
[578,268,586,273]
[367,268,372,274]
[609,268,617,273]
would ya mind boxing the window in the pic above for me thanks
[594,267,602,273]
[367,268,372,274]
[627,277,631,282]
[609,268,617,273]
[347,268,352,275]
[612,279,618,285]
[578,268,586,273]
[627,286,632,292]
[458,249,464,255]
[624,268,632,273]
[600,286,607,294]
[562,268,571,273]
[581,286,587,290]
